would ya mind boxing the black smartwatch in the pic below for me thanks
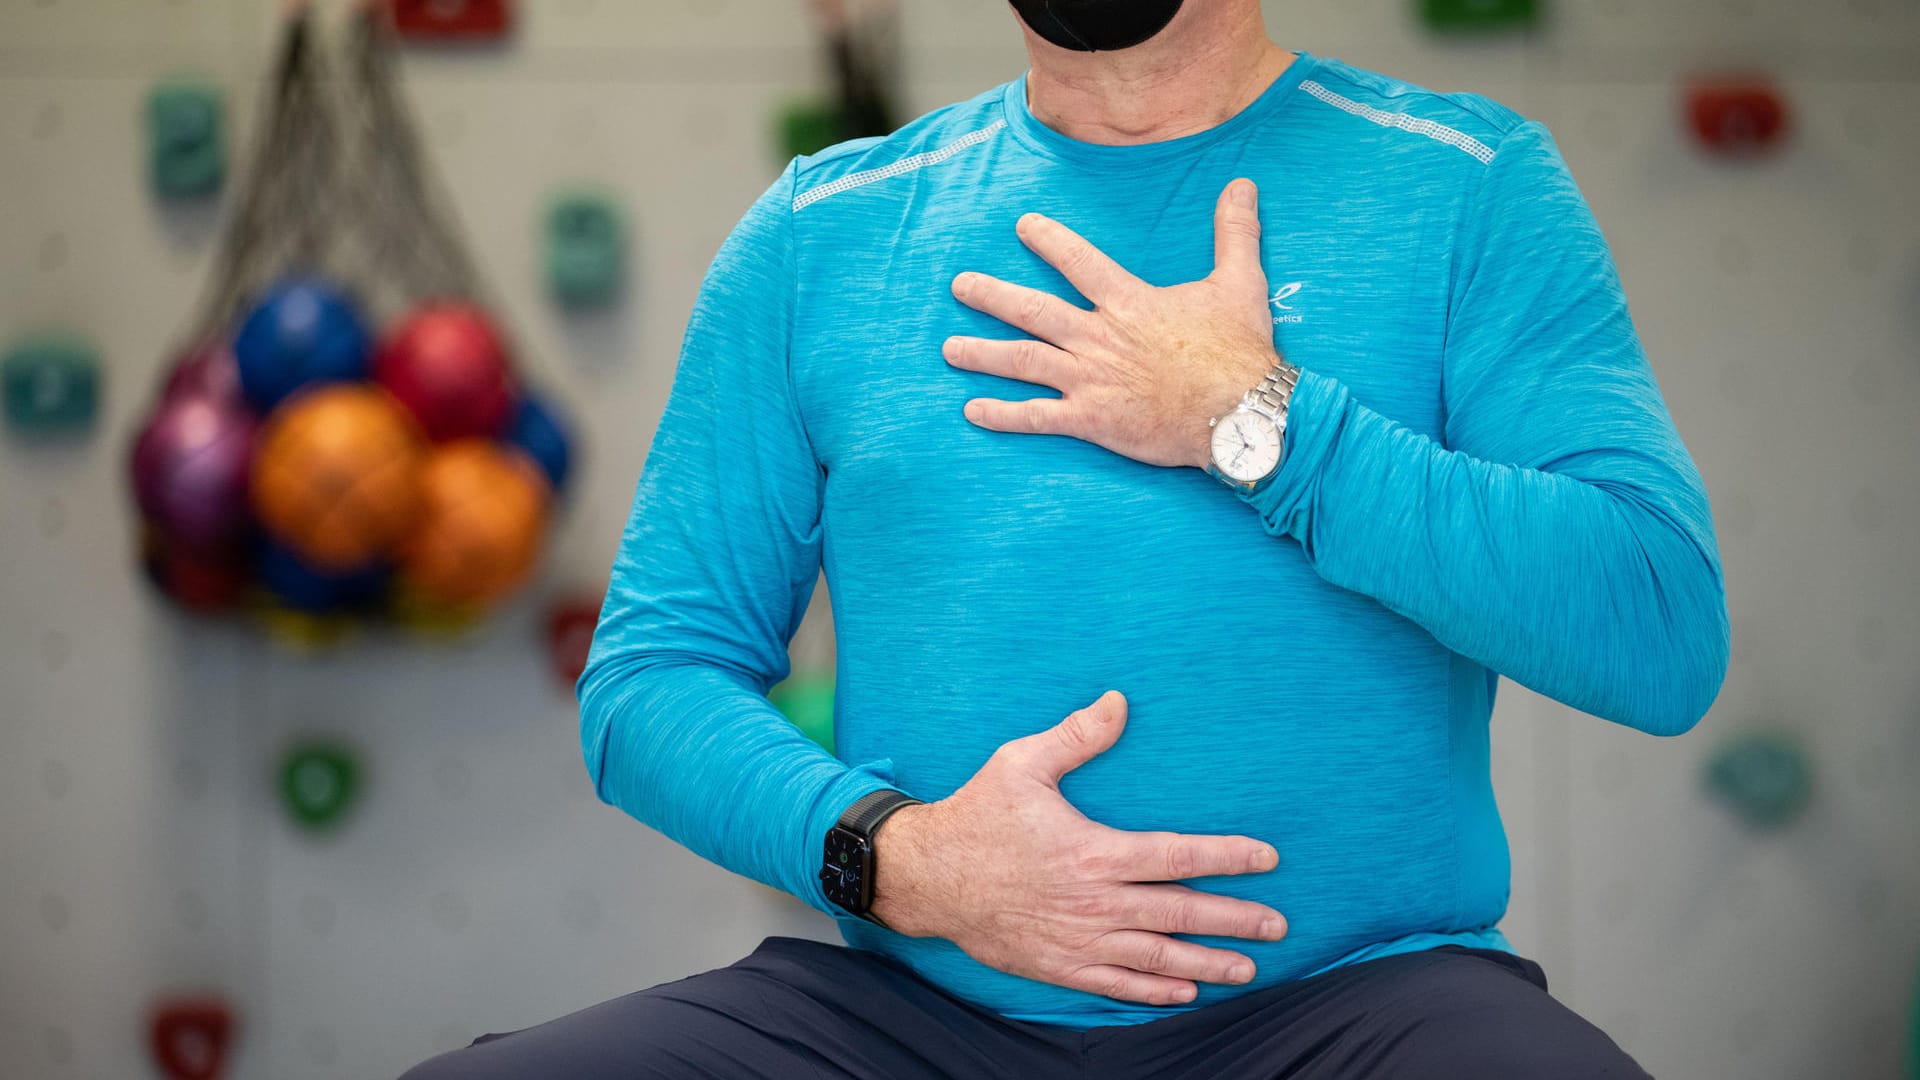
[819,789,923,924]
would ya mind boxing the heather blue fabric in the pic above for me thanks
[578,50,1729,1029]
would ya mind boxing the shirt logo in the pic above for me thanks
[1270,282,1305,325]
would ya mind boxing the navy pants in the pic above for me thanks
[400,936,1652,1079]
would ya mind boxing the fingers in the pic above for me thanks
[951,271,1092,345]
[1093,929,1259,987]
[1014,213,1138,306]
[1211,178,1265,286]
[1059,963,1198,1007]
[1001,690,1128,783]
[1122,883,1289,942]
[1121,830,1279,881]
[960,395,1079,437]
[943,336,1077,390]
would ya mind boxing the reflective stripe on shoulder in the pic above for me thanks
[792,119,1008,212]
[1300,80,1497,164]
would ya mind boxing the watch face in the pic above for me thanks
[1211,408,1282,483]
[820,827,870,913]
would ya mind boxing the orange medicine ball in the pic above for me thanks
[400,441,551,608]
[251,385,427,570]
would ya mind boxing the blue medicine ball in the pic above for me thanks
[505,393,573,494]
[257,539,389,613]
[233,278,372,409]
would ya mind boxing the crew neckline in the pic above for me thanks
[1000,49,1319,169]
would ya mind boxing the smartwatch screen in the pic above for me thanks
[819,826,870,914]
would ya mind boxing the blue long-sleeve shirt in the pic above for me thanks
[579,49,1730,1029]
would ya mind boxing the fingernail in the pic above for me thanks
[1230,964,1254,984]
[1231,180,1256,208]
[963,401,981,421]
[1262,918,1286,939]
[1253,846,1277,870]
[1172,985,1195,1003]
[942,338,959,362]
[1017,212,1041,232]
[952,272,974,294]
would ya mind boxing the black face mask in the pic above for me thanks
[1008,0,1186,52]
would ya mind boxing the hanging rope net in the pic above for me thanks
[130,5,574,647]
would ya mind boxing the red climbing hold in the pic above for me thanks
[150,996,235,1080]
[545,593,602,689]
[1686,76,1790,156]
[390,0,511,40]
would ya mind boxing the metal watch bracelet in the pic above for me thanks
[1249,358,1300,420]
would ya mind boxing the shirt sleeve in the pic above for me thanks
[1238,120,1730,737]
[576,160,900,912]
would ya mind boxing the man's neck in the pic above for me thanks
[1021,3,1292,147]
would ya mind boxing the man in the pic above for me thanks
[406,0,1727,1076]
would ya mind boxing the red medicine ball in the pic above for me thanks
[375,304,516,442]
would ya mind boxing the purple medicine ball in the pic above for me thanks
[161,341,245,406]
[130,393,259,554]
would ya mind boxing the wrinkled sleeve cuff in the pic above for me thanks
[1234,366,1348,540]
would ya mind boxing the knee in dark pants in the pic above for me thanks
[1377,952,1652,1080]
[397,1031,532,1080]
[391,988,706,1080]
[396,1045,473,1080]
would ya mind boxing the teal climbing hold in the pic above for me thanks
[1705,731,1812,829]
[148,79,225,198]
[279,742,362,833]
[545,191,625,309]
[770,673,836,755]
[3,332,100,436]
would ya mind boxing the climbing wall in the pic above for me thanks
[1,1,1916,1077]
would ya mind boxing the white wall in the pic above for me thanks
[1,0,1915,1076]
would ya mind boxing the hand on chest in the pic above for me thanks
[791,186,1448,470]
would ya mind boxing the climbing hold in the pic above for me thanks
[148,79,225,198]
[390,0,511,40]
[544,594,601,689]
[1419,0,1539,33]
[1686,75,1790,157]
[279,741,362,833]
[779,99,842,161]
[149,995,234,1080]
[770,672,836,754]
[1705,731,1812,829]
[1910,955,1919,1080]
[545,191,625,309]
[4,332,100,436]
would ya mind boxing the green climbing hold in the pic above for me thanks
[1419,0,1539,32]
[279,741,361,833]
[1705,731,1812,829]
[778,99,842,161]
[1910,955,1919,1080]
[3,332,100,436]
[770,672,836,754]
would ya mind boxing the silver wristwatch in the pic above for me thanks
[1206,358,1300,491]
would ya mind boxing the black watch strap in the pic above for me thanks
[826,789,923,926]
[838,788,922,840]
